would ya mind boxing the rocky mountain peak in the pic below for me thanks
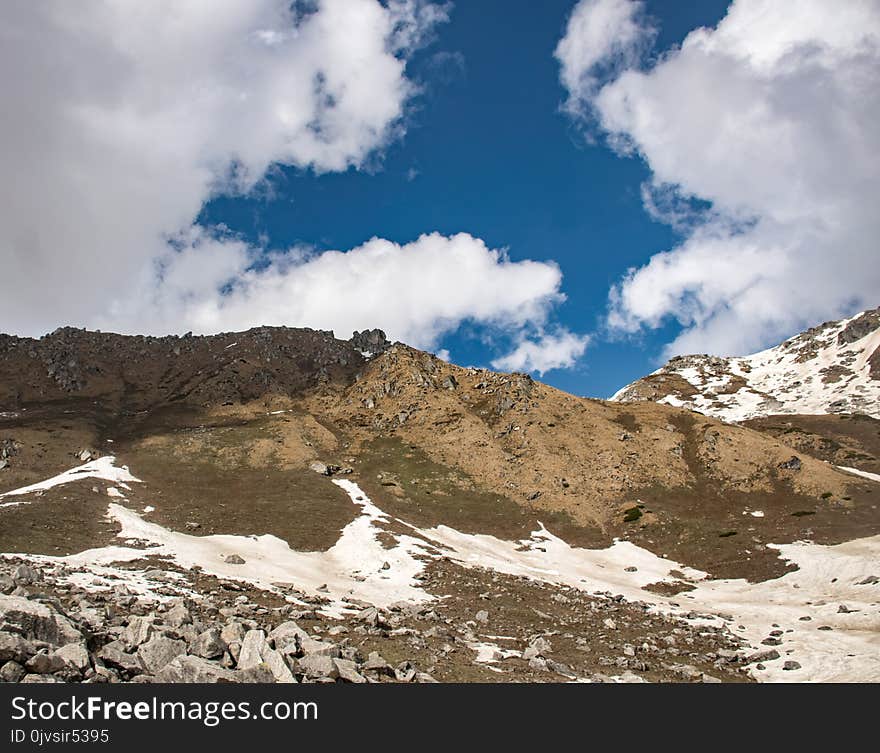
[610,307,880,421]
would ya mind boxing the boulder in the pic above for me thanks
[363,651,394,676]
[237,630,268,670]
[522,637,552,662]
[122,616,156,648]
[25,650,66,675]
[21,674,65,683]
[52,643,90,674]
[0,660,25,683]
[96,640,142,675]
[333,658,367,683]
[154,656,240,684]
[0,633,38,663]
[191,627,226,659]
[0,595,82,646]
[12,565,39,586]
[163,600,192,628]
[296,654,338,680]
[137,635,187,674]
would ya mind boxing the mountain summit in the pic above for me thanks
[611,308,880,421]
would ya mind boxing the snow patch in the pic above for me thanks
[0,456,140,508]
[836,466,880,483]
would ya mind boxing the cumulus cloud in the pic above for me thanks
[558,0,880,357]
[491,330,590,376]
[0,0,452,336]
[106,230,566,350]
[555,0,654,115]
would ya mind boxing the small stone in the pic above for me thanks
[224,554,246,565]
[475,610,489,624]
[783,660,802,671]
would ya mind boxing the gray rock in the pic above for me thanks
[394,661,416,682]
[163,600,192,627]
[96,641,142,675]
[357,606,384,628]
[0,574,14,594]
[21,673,65,683]
[333,658,367,683]
[350,329,389,355]
[267,621,308,653]
[777,456,802,472]
[137,635,187,674]
[224,554,246,565]
[122,616,156,648]
[0,633,37,663]
[25,650,66,675]
[522,636,552,662]
[528,656,548,671]
[475,610,489,624]
[783,660,802,671]
[0,660,25,683]
[237,629,268,670]
[0,594,82,646]
[192,627,225,659]
[747,649,780,663]
[363,651,394,676]
[12,564,39,586]
[220,621,246,646]
[154,655,240,683]
[297,654,338,680]
[52,643,90,674]
[262,649,296,683]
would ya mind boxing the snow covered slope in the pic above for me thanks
[610,308,880,422]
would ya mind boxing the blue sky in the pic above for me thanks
[2,1,875,400]
[199,0,732,398]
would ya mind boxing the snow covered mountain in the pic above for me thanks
[610,308,880,422]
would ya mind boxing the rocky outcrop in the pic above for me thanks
[350,329,391,356]
[0,326,368,410]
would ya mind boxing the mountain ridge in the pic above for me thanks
[610,307,880,421]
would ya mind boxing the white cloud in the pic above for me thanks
[105,230,566,350]
[558,0,880,357]
[0,0,450,336]
[555,0,654,115]
[491,330,590,376]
